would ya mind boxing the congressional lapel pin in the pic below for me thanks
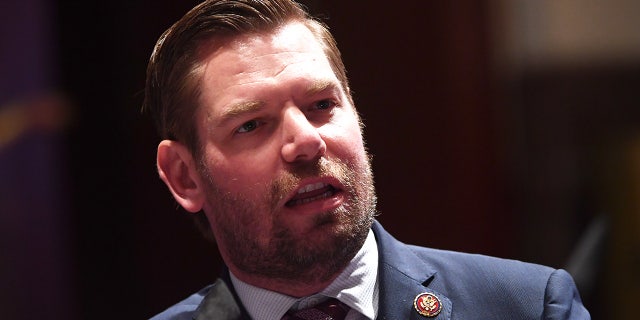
[413,292,442,317]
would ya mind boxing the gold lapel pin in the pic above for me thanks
[413,292,442,317]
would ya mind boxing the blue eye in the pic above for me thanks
[315,100,336,110]
[237,120,259,133]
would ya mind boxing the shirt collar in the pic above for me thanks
[230,229,379,320]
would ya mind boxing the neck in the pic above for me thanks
[227,264,345,297]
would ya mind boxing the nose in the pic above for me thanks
[281,107,326,163]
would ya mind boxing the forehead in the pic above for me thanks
[200,22,330,76]
[196,21,338,109]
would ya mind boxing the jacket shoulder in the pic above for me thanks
[409,244,556,279]
[373,221,589,318]
[406,245,589,319]
[407,245,556,295]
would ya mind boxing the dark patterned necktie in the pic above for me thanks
[282,298,350,320]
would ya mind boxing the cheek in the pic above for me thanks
[202,149,278,193]
[324,115,367,161]
[343,135,367,164]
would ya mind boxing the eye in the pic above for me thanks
[236,120,259,133]
[314,99,337,110]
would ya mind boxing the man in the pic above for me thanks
[144,0,590,319]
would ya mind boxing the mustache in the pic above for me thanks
[269,157,351,209]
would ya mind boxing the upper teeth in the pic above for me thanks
[297,182,327,194]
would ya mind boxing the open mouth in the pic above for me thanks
[285,182,339,207]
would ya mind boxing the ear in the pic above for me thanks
[156,140,206,213]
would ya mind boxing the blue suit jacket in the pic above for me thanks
[151,221,590,319]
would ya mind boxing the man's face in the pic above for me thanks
[194,22,375,285]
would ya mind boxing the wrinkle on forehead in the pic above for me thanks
[196,21,337,130]
[197,21,328,85]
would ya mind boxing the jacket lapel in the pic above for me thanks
[373,222,452,320]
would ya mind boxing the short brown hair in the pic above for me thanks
[143,0,351,154]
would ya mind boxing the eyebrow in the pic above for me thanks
[215,100,265,128]
[305,79,337,96]
[213,79,340,127]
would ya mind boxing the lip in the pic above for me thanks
[282,177,345,213]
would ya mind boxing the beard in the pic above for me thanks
[198,154,376,285]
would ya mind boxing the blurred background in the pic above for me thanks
[1,0,638,319]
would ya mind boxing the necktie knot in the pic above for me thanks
[282,298,349,320]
